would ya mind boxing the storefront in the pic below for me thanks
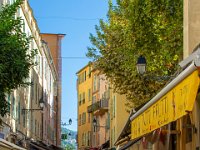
[122,48,200,150]
[0,138,26,150]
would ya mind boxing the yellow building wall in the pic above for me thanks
[77,64,93,150]
[109,90,129,148]
[91,72,109,147]
[184,0,200,58]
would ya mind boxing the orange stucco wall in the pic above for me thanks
[41,33,65,146]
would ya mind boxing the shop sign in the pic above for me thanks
[131,70,199,140]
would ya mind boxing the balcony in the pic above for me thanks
[87,98,109,115]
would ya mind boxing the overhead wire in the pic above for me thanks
[36,16,106,21]
[41,56,89,59]
[59,56,88,59]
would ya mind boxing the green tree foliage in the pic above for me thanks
[0,0,37,116]
[65,144,75,150]
[62,134,68,140]
[87,0,183,110]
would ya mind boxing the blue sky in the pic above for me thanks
[29,0,109,131]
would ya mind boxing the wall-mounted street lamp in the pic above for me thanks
[22,98,44,112]
[136,55,174,80]
[93,118,107,129]
[61,118,72,126]
[93,118,97,127]
[93,118,108,144]
[136,55,147,75]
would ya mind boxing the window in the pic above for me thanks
[35,120,37,135]
[97,76,100,91]
[40,56,42,77]
[82,113,86,125]
[92,96,96,103]
[88,89,91,101]
[32,117,34,133]
[36,55,40,74]
[97,133,100,145]
[85,132,87,146]
[40,124,42,138]
[82,133,84,146]
[113,96,116,118]
[79,94,82,106]
[83,92,85,104]
[38,87,40,107]
[53,82,57,96]
[88,113,90,123]
[84,71,86,81]
[79,114,81,126]
[12,94,16,118]
[35,83,37,104]
[38,55,40,75]
[114,126,115,142]
[38,123,40,137]
[31,78,34,99]
[88,67,91,78]
[93,75,97,91]
[106,113,110,130]
[45,121,47,135]
[18,101,20,124]
[88,131,91,146]
[23,110,26,127]
[16,7,20,18]
[45,61,47,80]
[7,94,11,112]
[78,75,80,84]
[185,115,192,143]
[49,74,52,91]
[111,128,115,146]
[84,133,86,146]
[21,19,25,33]
[78,71,87,84]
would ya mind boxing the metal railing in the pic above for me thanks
[87,98,108,113]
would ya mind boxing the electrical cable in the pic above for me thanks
[36,16,106,21]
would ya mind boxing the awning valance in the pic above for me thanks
[131,62,200,140]
[118,138,141,150]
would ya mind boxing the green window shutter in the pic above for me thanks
[88,89,91,101]
[32,117,34,133]
[18,101,20,124]
[112,96,115,118]
[7,94,11,112]
[23,111,26,127]
[35,83,37,104]
[12,95,15,118]
[83,92,85,104]
[106,113,110,130]
[35,120,37,135]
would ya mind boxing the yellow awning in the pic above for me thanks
[131,70,199,140]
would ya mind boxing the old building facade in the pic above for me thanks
[77,64,93,150]
[77,63,129,150]
[0,1,63,149]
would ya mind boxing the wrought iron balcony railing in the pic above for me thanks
[87,98,109,113]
